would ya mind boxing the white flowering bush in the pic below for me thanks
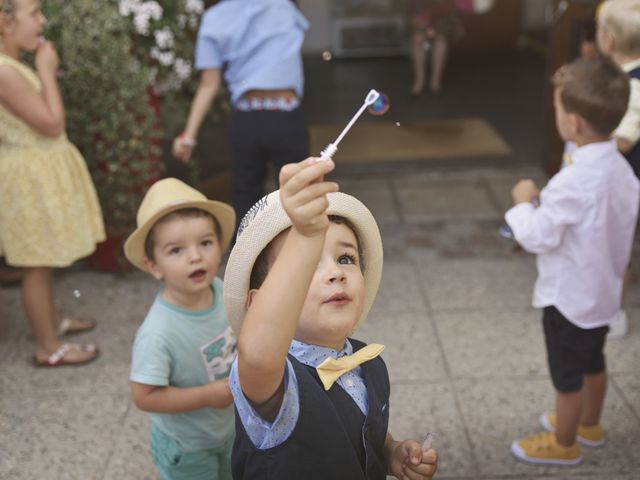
[118,0,230,146]
[118,0,205,93]
[37,0,229,265]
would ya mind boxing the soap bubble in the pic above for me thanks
[367,92,390,116]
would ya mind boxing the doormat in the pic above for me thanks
[309,117,511,163]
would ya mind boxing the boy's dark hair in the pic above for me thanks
[144,208,222,260]
[552,56,630,136]
[249,215,364,290]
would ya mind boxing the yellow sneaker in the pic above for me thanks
[540,413,605,447]
[511,432,582,466]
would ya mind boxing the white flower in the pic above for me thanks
[173,57,192,81]
[184,0,204,15]
[118,0,198,91]
[154,27,174,50]
[150,46,175,67]
[122,0,163,35]
[118,0,140,17]
[141,1,163,21]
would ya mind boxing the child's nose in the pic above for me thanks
[188,246,202,261]
[326,264,346,283]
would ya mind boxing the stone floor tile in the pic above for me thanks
[387,381,475,478]
[610,374,640,437]
[434,307,547,379]
[102,405,157,480]
[605,310,640,374]
[336,179,400,225]
[411,256,537,311]
[369,259,430,317]
[359,309,447,382]
[456,378,639,478]
[0,391,129,479]
[396,180,502,223]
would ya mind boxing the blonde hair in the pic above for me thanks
[599,0,640,56]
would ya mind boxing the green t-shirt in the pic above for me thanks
[130,277,235,452]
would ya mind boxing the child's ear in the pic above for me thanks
[245,289,259,309]
[568,113,581,136]
[143,256,163,280]
[598,28,616,54]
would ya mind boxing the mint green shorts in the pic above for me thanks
[150,425,233,480]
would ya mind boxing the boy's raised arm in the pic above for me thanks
[236,158,338,406]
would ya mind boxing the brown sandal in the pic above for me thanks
[56,316,97,336]
[32,343,99,367]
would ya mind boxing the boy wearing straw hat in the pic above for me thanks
[224,158,438,479]
[124,178,237,480]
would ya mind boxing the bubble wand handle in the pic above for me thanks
[422,432,435,451]
[320,89,380,161]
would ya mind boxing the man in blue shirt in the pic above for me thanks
[173,0,310,226]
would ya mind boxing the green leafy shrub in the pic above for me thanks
[43,0,162,242]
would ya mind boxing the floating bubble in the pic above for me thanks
[322,50,332,61]
[73,289,82,299]
[367,92,390,116]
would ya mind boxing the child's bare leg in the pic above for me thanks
[22,267,58,356]
[411,31,427,94]
[22,267,95,362]
[580,372,607,426]
[429,33,448,93]
[555,390,581,446]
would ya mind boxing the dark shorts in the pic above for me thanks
[542,306,608,393]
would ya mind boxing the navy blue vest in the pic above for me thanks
[624,67,640,179]
[232,338,390,480]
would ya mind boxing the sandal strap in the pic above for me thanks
[47,344,71,365]
[45,343,97,365]
[56,317,72,335]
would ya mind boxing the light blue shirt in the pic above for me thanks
[229,339,369,449]
[195,0,309,104]
[130,278,236,452]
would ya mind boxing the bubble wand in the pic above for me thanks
[320,89,381,161]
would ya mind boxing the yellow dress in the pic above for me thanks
[0,53,105,267]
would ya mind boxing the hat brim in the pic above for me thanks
[124,200,236,272]
[223,191,383,335]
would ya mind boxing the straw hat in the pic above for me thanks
[223,190,383,334]
[124,178,236,272]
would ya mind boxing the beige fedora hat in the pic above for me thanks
[223,190,383,335]
[124,178,236,272]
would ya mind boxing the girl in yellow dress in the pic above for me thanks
[0,0,105,366]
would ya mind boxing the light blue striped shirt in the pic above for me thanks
[229,339,369,449]
[195,0,308,104]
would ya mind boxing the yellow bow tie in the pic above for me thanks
[316,343,385,391]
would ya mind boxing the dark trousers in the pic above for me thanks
[229,107,309,227]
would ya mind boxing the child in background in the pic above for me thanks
[0,0,105,366]
[596,0,640,338]
[172,0,309,227]
[124,178,237,480]
[506,57,639,465]
[224,158,438,479]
